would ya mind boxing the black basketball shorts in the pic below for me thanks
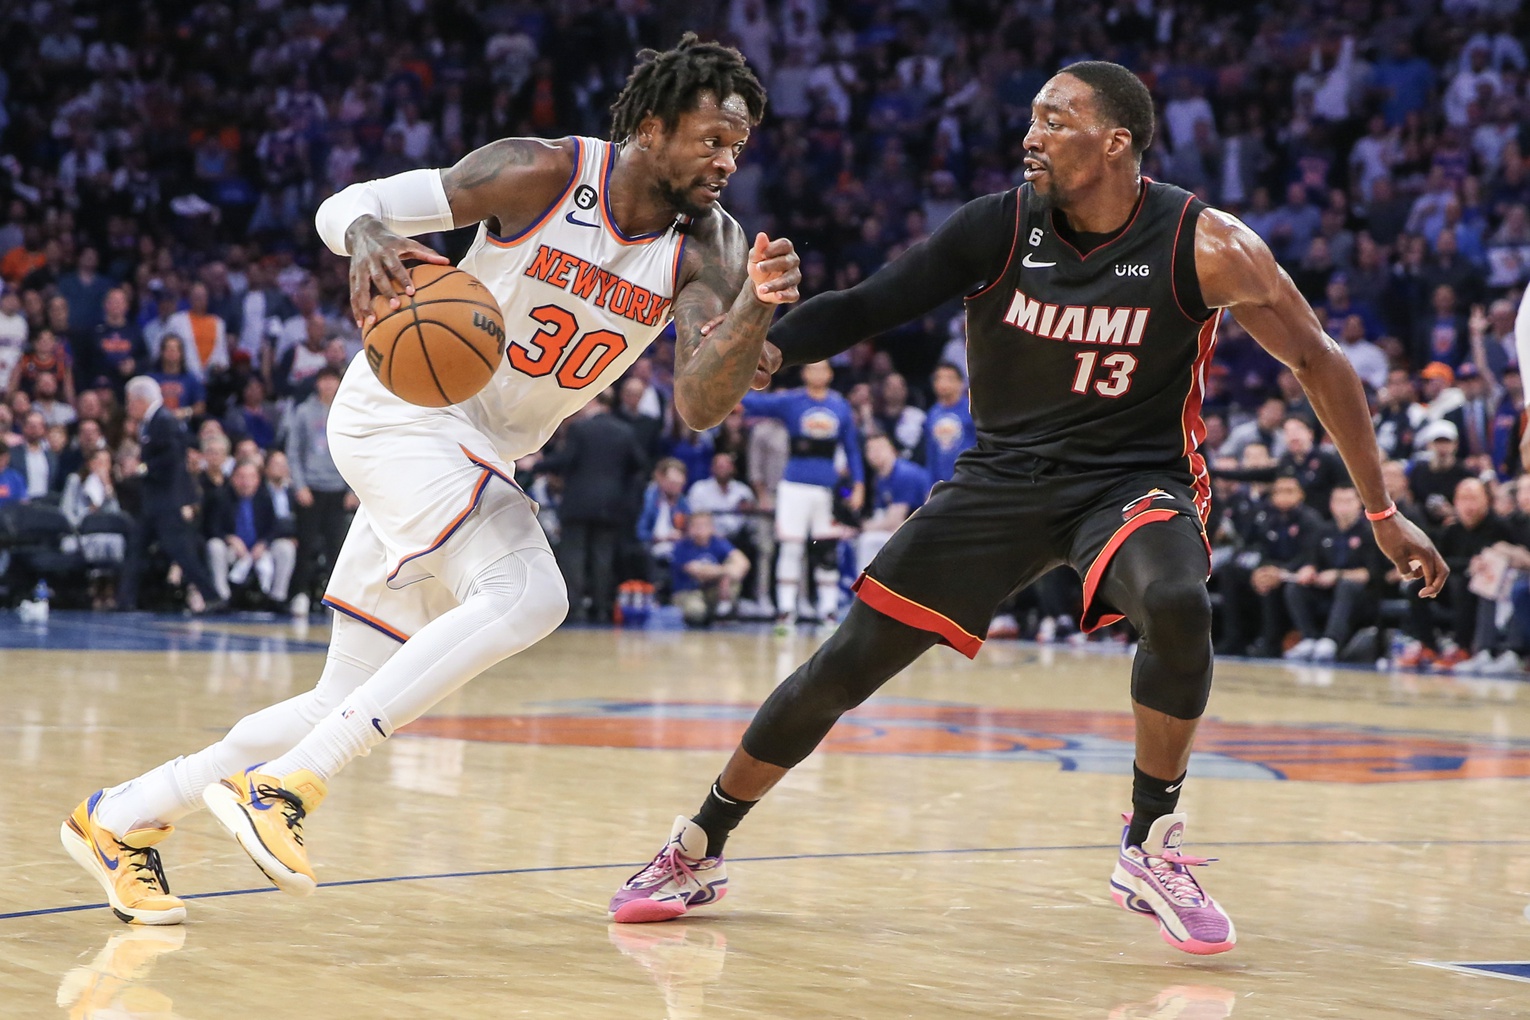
[852,446,1211,657]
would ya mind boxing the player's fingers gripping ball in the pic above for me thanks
[364,264,505,407]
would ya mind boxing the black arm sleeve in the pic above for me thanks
[768,191,1017,368]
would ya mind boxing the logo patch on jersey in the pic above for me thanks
[523,244,672,327]
[1121,489,1174,521]
[1002,289,1151,346]
[564,185,600,227]
[1021,253,1057,268]
[799,408,840,440]
[1116,264,1150,277]
[931,413,965,451]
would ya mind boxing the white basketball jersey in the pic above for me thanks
[454,136,686,463]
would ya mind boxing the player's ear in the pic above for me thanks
[1105,127,1133,161]
[637,112,664,150]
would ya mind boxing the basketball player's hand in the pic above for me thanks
[1372,514,1448,598]
[746,233,800,305]
[346,216,451,329]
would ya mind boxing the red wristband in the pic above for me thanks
[1365,503,1398,522]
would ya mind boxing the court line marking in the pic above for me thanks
[1414,961,1530,984]
[12,837,1530,923]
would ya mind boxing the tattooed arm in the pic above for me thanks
[333,138,576,327]
[671,211,802,430]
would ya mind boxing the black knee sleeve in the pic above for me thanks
[1129,577,1214,720]
[809,537,839,573]
[741,600,938,768]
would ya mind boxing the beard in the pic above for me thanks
[655,175,712,219]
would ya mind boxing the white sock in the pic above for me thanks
[265,689,392,781]
[265,548,567,782]
[814,568,840,620]
[92,616,394,834]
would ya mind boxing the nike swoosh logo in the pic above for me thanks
[372,718,388,738]
[96,844,119,871]
[1165,782,1183,793]
[564,211,599,228]
[1022,253,1056,268]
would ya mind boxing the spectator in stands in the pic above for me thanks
[1410,419,1474,525]
[0,446,26,506]
[166,282,229,382]
[10,328,74,404]
[10,410,59,497]
[86,287,147,397]
[1246,472,1326,658]
[1419,361,1465,421]
[872,372,924,458]
[149,335,206,421]
[1276,415,1347,519]
[856,433,930,573]
[58,246,109,332]
[544,390,647,624]
[671,511,750,627]
[263,451,296,530]
[116,377,224,614]
[1335,313,1389,392]
[1452,362,1498,469]
[285,367,350,616]
[273,313,330,401]
[922,361,975,484]
[224,377,277,450]
[204,460,295,608]
[637,457,691,588]
[1400,477,1511,670]
[1282,485,1384,662]
[1374,369,1425,458]
[687,451,756,549]
[61,447,127,607]
[0,286,27,383]
[1220,396,1288,462]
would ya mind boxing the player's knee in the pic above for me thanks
[510,549,569,641]
[1139,578,1212,667]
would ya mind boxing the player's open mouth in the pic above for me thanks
[697,180,725,199]
[1023,160,1047,181]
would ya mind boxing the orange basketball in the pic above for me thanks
[363,264,505,407]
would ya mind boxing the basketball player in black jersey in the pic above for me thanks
[610,62,1446,955]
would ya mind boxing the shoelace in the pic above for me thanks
[118,842,172,895]
[255,784,308,846]
[1144,850,1215,906]
[633,843,702,889]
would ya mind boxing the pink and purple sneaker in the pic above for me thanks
[1109,812,1236,955]
[609,816,728,924]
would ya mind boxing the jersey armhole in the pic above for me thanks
[964,191,1022,301]
[1171,196,1213,323]
[485,137,583,248]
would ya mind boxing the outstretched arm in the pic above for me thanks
[671,216,801,430]
[1196,209,1447,597]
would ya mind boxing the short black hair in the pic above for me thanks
[1059,61,1155,157]
[609,33,767,144]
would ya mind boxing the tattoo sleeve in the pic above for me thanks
[441,138,553,227]
[671,225,774,429]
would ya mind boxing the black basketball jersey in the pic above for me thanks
[964,178,1217,496]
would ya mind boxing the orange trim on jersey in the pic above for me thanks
[852,573,983,659]
[459,444,521,490]
[385,469,494,585]
[1052,177,1149,262]
[670,232,688,298]
[966,190,1024,301]
[1078,507,1181,633]
[600,141,667,246]
[485,137,584,249]
[320,596,410,642]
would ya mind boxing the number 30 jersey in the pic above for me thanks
[963,178,1216,478]
[452,135,685,463]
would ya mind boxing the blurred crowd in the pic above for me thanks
[2,0,1530,669]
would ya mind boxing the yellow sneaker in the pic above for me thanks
[202,765,328,896]
[60,791,186,926]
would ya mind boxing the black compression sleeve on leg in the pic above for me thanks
[741,600,940,768]
[1096,523,1215,720]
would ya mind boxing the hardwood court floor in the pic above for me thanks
[4,615,1530,1019]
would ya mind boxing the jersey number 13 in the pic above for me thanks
[1070,351,1138,398]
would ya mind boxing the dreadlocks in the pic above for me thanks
[609,33,766,144]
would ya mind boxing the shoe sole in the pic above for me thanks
[59,821,187,925]
[609,885,727,925]
[1110,873,1235,956]
[202,784,317,897]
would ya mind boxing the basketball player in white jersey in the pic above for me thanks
[62,35,800,924]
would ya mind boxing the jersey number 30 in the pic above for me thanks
[508,304,629,389]
[1070,351,1137,398]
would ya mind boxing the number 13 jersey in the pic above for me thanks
[453,135,685,463]
[963,178,1217,480]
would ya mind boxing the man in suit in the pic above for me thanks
[117,376,226,613]
[204,459,296,606]
[9,410,59,498]
[542,388,648,623]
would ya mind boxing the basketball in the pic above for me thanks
[363,264,505,407]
